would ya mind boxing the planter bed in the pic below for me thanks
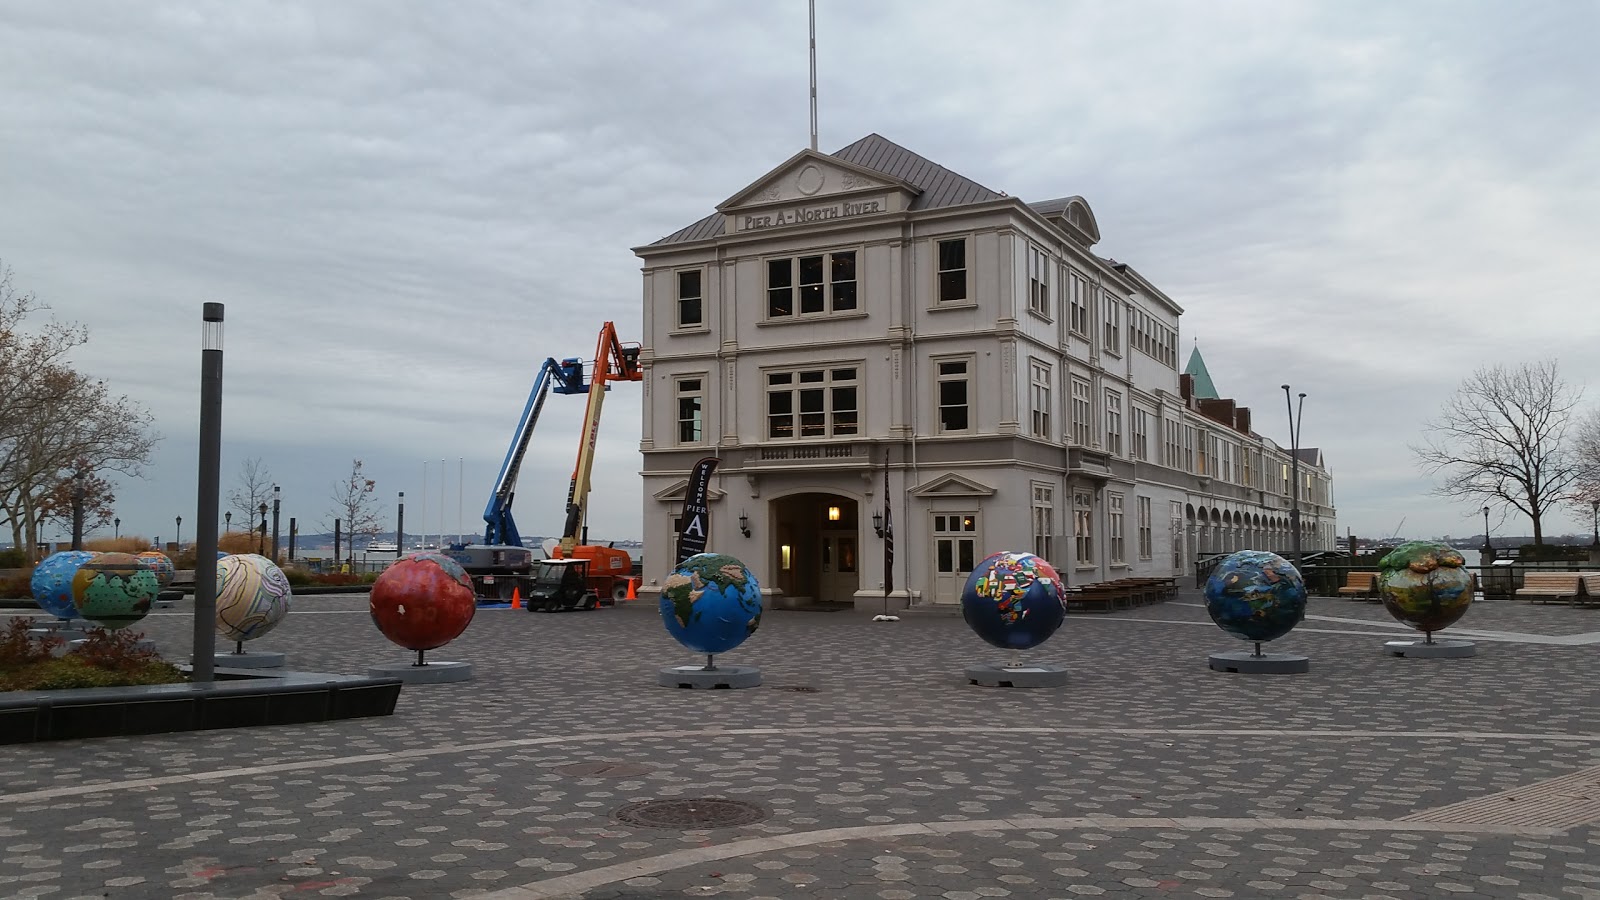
[0,667,402,744]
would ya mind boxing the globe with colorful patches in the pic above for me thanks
[659,552,763,655]
[369,551,476,651]
[30,550,98,620]
[71,552,160,630]
[1203,550,1307,643]
[135,551,176,589]
[960,551,1068,650]
[1378,541,1475,635]
[216,553,293,642]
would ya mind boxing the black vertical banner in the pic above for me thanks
[882,449,894,608]
[675,457,720,565]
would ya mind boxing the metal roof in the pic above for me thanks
[648,134,1004,246]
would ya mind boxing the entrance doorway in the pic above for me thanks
[932,512,978,603]
[770,493,860,605]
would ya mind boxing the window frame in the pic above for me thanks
[1102,291,1121,356]
[674,268,704,331]
[1073,489,1094,567]
[675,375,706,445]
[1032,483,1054,563]
[1104,388,1123,457]
[765,249,860,320]
[1026,243,1051,319]
[764,365,860,440]
[1029,359,1052,440]
[1137,495,1153,560]
[936,237,969,305]
[935,356,973,434]
[1070,377,1093,446]
[1108,492,1126,565]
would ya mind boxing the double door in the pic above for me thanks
[932,513,978,604]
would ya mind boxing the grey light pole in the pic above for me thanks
[113,517,120,540]
[175,515,182,549]
[258,502,268,554]
[1591,499,1598,547]
[271,484,280,561]
[193,302,225,683]
[1482,506,1491,552]
[396,491,405,558]
[225,511,232,533]
[1281,385,1306,569]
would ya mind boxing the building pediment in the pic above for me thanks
[909,472,997,498]
[717,149,917,234]
[652,480,727,503]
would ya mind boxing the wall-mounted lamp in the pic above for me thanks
[872,510,885,538]
[739,511,751,538]
[827,505,841,522]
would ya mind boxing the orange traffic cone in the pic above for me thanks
[625,578,637,601]
[511,585,522,610]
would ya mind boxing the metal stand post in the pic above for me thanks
[192,303,224,683]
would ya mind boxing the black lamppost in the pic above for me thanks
[1281,385,1306,569]
[1591,499,1598,547]
[1482,506,1491,552]
[396,491,405,557]
[271,484,281,560]
[175,515,182,548]
[225,511,232,533]
[258,502,268,554]
[114,517,120,540]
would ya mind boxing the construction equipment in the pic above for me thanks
[547,322,644,605]
[525,558,600,612]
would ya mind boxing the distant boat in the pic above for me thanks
[366,541,399,553]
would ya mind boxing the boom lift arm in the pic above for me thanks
[558,322,643,555]
[482,356,586,547]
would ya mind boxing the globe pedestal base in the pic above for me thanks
[966,663,1068,688]
[1385,638,1475,658]
[67,637,156,654]
[658,664,761,689]
[368,660,473,684]
[30,622,90,643]
[214,650,286,668]
[1209,649,1310,674]
[154,590,183,608]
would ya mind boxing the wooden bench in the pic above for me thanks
[1515,572,1585,604]
[1576,573,1600,608]
[1336,571,1380,601]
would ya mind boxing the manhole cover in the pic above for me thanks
[555,762,654,777]
[614,798,768,829]
[775,685,819,692]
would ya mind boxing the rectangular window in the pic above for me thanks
[766,367,858,439]
[1068,272,1089,335]
[767,250,857,318]
[1032,484,1054,562]
[1197,430,1210,476]
[938,238,967,304]
[1163,419,1180,469]
[1108,493,1125,565]
[937,359,970,432]
[1104,389,1122,457]
[1138,496,1153,559]
[1027,244,1050,317]
[1103,293,1121,354]
[1242,449,1255,488]
[1171,501,1184,571]
[1131,408,1150,461]
[1182,424,1196,473]
[676,270,702,329]
[1074,490,1093,564]
[1221,442,1234,483]
[676,377,704,444]
[1030,360,1052,439]
[1071,377,1092,446]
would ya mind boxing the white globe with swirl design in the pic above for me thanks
[216,553,293,642]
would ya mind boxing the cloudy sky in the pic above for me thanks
[2,0,1597,549]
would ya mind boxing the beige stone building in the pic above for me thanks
[632,134,1334,607]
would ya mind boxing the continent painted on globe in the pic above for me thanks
[1203,550,1306,644]
[960,551,1067,651]
[1378,540,1474,634]
[658,552,764,655]
[70,552,160,630]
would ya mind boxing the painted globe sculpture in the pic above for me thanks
[216,554,293,642]
[30,550,98,620]
[71,552,160,630]
[1378,541,1474,635]
[1203,550,1307,644]
[960,551,1067,650]
[369,551,476,651]
[660,552,763,655]
[135,551,176,589]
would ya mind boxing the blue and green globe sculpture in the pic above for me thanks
[660,552,763,655]
[961,551,1067,650]
[71,551,160,631]
[30,550,98,621]
[1204,550,1309,673]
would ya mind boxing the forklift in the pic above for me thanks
[526,558,601,612]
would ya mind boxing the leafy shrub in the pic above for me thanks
[0,617,61,668]
[313,572,365,586]
[1517,543,1586,562]
[0,548,30,567]
[282,567,313,586]
[0,573,33,599]
[0,621,184,691]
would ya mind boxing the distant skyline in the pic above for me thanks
[2,1,1598,545]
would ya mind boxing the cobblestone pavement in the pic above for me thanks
[1,592,1597,899]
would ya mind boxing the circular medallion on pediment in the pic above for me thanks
[795,163,824,196]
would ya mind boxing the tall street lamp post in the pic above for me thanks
[175,515,182,549]
[1482,506,1491,552]
[271,484,281,560]
[1281,385,1306,569]
[113,517,120,540]
[1591,499,1598,547]
[258,502,268,554]
[225,511,232,533]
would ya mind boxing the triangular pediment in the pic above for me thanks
[653,480,727,503]
[908,472,997,498]
[718,149,918,212]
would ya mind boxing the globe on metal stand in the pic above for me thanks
[960,551,1069,688]
[212,553,292,668]
[29,550,98,642]
[1376,541,1477,658]
[67,552,161,654]
[1204,550,1310,674]
[657,553,764,689]
[367,552,477,684]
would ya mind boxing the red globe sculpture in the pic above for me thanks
[369,552,476,652]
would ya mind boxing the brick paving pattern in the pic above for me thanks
[1,591,1597,899]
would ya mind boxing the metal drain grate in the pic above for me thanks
[614,797,768,829]
[555,762,653,777]
[775,685,819,692]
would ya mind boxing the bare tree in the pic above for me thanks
[327,458,383,564]
[227,457,276,525]
[1569,408,1600,525]
[1412,359,1582,545]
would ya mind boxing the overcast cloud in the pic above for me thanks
[2,0,1597,548]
